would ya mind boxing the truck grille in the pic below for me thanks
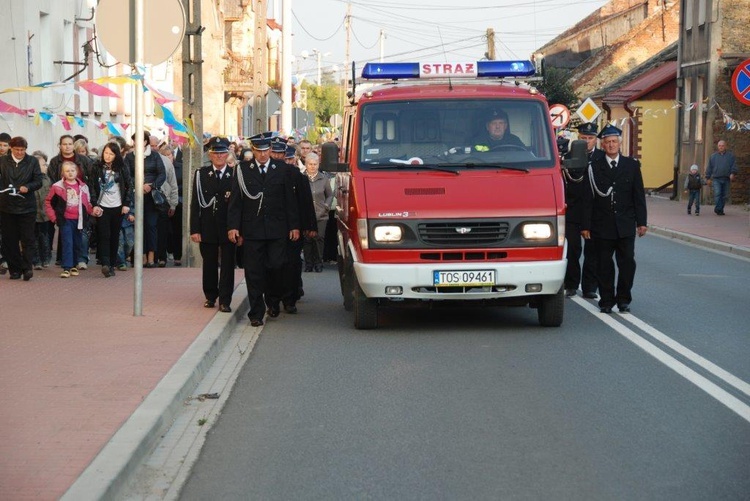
[418,221,510,246]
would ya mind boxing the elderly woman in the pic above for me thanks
[302,152,332,272]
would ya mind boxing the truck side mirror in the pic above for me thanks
[562,139,588,173]
[321,141,347,172]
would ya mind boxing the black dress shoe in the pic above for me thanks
[250,318,264,327]
[583,291,598,299]
[617,303,631,313]
[600,306,613,314]
[283,304,298,314]
[218,304,232,313]
[304,265,313,272]
[9,272,21,280]
[204,300,216,308]
[266,306,280,318]
[22,270,33,281]
[564,288,577,297]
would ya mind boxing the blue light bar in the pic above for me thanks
[361,60,536,80]
[361,62,420,79]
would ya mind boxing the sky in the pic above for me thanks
[278,0,611,81]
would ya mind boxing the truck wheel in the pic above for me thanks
[537,288,564,327]
[354,279,378,329]
[341,257,354,312]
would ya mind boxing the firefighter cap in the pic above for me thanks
[597,124,622,139]
[577,122,598,136]
[249,132,273,150]
[207,136,230,153]
[270,136,288,153]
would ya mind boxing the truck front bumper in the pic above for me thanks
[353,259,566,300]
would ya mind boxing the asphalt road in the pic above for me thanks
[180,235,750,500]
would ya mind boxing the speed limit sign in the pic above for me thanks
[549,104,571,129]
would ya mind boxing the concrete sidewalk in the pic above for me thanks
[0,196,748,501]
[646,195,750,259]
[0,265,247,500]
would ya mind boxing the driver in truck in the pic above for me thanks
[473,108,526,151]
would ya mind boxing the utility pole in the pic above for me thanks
[281,0,292,134]
[379,28,385,62]
[345,2,351,86]
[253,0,268,132]
[485,28,496,60]
[181,0,203,269]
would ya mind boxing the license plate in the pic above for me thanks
[433,270,495,287]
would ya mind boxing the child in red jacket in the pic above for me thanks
[44,161,97,277]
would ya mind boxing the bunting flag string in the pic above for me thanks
[578,97,750,132]
[0,72,202,145]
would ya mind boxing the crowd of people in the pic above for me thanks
[0,129,337,325]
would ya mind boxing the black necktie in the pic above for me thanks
[610,160,617,169]
[215,169,222,180]
[260,164,267,179]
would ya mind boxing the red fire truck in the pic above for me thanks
[322,60,587,329]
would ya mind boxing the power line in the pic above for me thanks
[292,10,345,42]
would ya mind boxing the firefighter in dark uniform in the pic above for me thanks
[563,122,602,299]
[190,136,236,312]
[227,133,300,327]
[582,124,648,314]
[269,136,316,314]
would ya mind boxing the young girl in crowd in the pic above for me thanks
[91,142,132,277]
[45,161,96,278]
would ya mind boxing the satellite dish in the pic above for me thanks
[95,0,186,65]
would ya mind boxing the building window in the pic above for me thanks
[698,0,706,26]
[685,0,693,30]
[39,12,52,84]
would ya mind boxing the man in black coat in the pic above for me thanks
[269,136,316,314]
[582,124,648,314]
[563,122,603,299]
[0,136,43,280]
[227,133,300,327]
[190,137,236,313]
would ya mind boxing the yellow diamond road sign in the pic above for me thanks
[576,97,602,123]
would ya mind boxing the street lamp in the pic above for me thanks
[298,49,333,86]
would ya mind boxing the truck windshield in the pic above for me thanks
[358,99,556,170]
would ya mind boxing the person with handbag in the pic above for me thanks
[91,141,132,277]
[125,131,166,267]
[190,137,236,313]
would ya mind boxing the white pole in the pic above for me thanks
[317,50,322,86]
[133,0,145,315]
[379,29,385,62]
[281,0,292,134]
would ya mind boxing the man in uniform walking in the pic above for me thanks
[190,136,236,313]
[563,122,602,299]
[228,133,300,327]
[582,125,648,314]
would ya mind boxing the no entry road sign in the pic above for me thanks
[731,59,750,106]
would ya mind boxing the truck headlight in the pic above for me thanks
[373,225,402,243]
[522,223,552,240]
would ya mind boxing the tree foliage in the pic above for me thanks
[303,82,342,137]
[537,66,579,108]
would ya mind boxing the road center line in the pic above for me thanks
[572,297,750,424]
[616,312,750,397]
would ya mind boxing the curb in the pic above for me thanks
[61,287,249,501]
[649,225,750,260]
